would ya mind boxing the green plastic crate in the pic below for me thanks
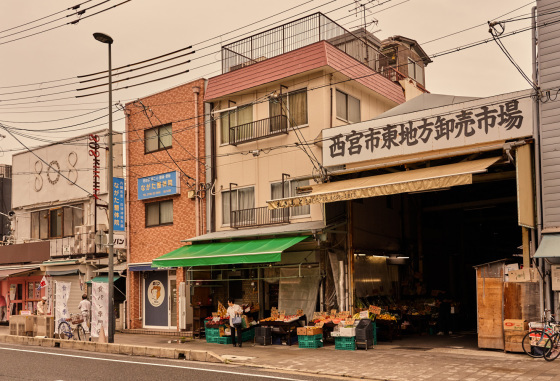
[217,336,232,345]
[334,336,355,351]
[206,328,220,338]
[242,329,255,342]
[298,339,323,349]
[206,336,219,344]
[298,334,323,344]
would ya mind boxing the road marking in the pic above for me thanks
[0,346,305,380]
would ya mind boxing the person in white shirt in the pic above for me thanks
[36,296,48,315]
[227,299,244,347]
[78,294,91,333]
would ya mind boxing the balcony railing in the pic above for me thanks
[229,115,288,146]
[231,206,289,229]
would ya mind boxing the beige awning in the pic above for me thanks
[267,157,501,209]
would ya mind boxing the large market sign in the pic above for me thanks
[322,92,533,167]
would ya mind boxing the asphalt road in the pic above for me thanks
[0,343,339,381]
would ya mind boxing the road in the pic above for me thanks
[0,343,347,381]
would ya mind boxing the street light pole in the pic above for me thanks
[94,32,115,344]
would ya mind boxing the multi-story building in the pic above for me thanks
[0,130,123,324]
[151,13,428,325]
[125,79,206,331]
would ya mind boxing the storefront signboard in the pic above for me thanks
[113,177,125,231]
[137,171,180,200]
[323,92,533,167]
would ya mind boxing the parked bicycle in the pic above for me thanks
[58,313,88,341]
[544,325,560,361]
[522,311,557,358]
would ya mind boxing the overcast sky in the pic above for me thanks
[0,0,534,165]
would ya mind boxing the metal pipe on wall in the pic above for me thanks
[531,5,547,317]
[193,86,201,237]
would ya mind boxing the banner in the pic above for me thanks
[55,281,71,333]
[113,177,125,231]
[91,282,109,338]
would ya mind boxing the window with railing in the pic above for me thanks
[220,105,253,145]
[271,179,310,218]
[269,89,308,128]
[222,187,255,226]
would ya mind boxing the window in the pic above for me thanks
[336,90,360,123]
[145,124,172,153]
[222,187,255,225]
[145,200,173,227]
[31,205,84,240]
[220,105,253,144]
[269,89,308,130]
[49,208,63,238]
[271,179,310,217]
[408,58,424,85]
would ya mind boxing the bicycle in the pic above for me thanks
[544,326,560,361]
[522,312,557,358]
[58,313,88,341]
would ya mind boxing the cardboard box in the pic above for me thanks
[504,330,528,353]
[338,327,355,337]
[504,319,528,331]
[507,268,538,283]
[297,327,307,336]
[306,327,322,336]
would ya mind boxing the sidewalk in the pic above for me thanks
[1,325,559,380]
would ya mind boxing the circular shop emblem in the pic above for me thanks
[147,280,165,307]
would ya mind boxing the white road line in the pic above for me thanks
[0,346,305,381]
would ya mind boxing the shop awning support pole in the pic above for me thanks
[347,200,354,314]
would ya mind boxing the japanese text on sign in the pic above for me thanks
[113,177,125,231]
[137,171,180,200]
[323,95,533,167]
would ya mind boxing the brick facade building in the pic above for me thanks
[125,79,206,330]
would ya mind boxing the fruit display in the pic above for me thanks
[376,313,398,321]
[282,315,300,323]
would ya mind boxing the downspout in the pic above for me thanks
[531,5,546,317]
[125,109,131,330]
[204,97,213,234]
[193,86,201,237]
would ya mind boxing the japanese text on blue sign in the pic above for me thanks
[137,171,180,200]
[113,177,125,231]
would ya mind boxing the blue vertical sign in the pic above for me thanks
[113,177,125,231]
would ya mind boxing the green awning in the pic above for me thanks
[152,236,309,268]
[534,234,560,258]
[86,276,121,284]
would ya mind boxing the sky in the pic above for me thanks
[0,0,535,165]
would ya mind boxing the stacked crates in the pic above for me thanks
[205,327,220,344]
[298,333,323,349]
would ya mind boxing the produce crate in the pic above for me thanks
[206,328,220,338]
[216,336,232,345]
[242,329,255,342]
[334,336,356,351]
[299,340,323,349]
[298,334,323,344]
[206,336,219,344]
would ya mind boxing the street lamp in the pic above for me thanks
[94,32,115,344]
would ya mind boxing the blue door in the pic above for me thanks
[144,271,168,327]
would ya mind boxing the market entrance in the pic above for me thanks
[346,160,522,346]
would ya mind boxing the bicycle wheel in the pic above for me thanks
[522,330,551,358]
[77,325,88,341]
[58,321,72,340]
[544,335,560,361]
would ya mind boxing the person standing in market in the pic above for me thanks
[78,294,91,333]
[36,296,48,315]
[227,299,244,347]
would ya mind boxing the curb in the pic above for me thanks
[0,334,224,364]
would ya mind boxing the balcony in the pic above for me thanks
[231,206,289,229]
[229,115,288,146]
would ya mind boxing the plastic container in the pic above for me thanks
[334,336,356,350]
